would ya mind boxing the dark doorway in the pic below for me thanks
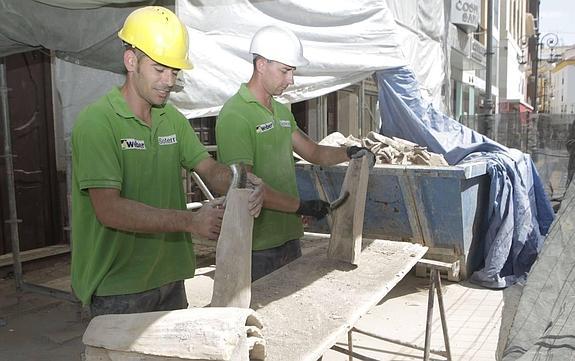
[190,116,217,145]
[0,51,63,255]
[291,92,339,136]
[326,92,338,134]
[292,101,308,134]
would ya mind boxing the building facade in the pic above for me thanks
[550,49,575,114]
[498,0,531,115]
[449,0,487,121]
[449,0,537,121]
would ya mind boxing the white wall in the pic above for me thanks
[551,64,575,114]
[505,39,526,100]
[497,0,528,103]
[53,58,124,171]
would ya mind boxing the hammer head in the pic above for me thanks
[330,191,350,211]
[229,163,247,190]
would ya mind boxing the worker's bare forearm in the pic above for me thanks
[106,201,193,233]
[306,145,349,167]
[92,191,225,241]
[89,190,196,234]
[194,158,232,195]
[241,164,299,213]
[292,129,349,167]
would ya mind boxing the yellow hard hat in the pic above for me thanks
[118,6,193,70]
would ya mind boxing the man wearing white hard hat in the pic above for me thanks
[216,25,375,281]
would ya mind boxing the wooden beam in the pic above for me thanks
[183,237,428,361]
[210,189,253,308]
[328,157,369,265]
[250,238,427,361]
[0,244,70,268]
[83,307,264,361]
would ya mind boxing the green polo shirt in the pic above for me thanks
[71,87,210,305]
[216,84,303,251]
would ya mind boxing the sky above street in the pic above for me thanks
[538,0,575,46]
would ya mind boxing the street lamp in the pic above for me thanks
[518,33,560,66]
[517,34,534,66]
[533,32,560,113]
[482,0,494,136]
[540,33,560,62]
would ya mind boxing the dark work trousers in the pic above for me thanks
[251,239,302,282]
[90,280,188,318]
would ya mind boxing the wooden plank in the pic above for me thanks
[406,174,434,245]
[297,162,488,181]
[415,249,462,282]
[328,156,369,264]
[415,261,461,282]
[83,307,262,361]
[417,258,457,271]
[210,189,253,308]
[250,238,427,361]
[398,172,434,245]
[399,174,424,244]
[0,244,70,268]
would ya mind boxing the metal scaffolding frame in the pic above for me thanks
[1,57,77,303]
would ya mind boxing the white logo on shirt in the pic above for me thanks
[256,122,274,133]
[120,138,146,150]
[158,134,177,145]
[279,120,291,128]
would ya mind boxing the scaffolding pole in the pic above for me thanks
[1,57,24,290]
[1,57,76,303]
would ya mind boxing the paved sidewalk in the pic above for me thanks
[0,250,505,361]
[322,273,504,361]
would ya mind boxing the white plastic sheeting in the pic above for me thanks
[386,0,450,109]
[0,1,449,121]
[49,0,449,128]
[172,0,407,118]
[168,0,450,118]
[32,0,144,9]
[53,60,124,159]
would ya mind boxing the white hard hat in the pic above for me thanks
[249,25,309,67]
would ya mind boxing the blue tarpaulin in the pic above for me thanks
[376,66,555,288]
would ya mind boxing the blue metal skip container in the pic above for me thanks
[295,161,490,279]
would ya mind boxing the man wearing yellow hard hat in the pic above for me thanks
[70,6,264,317]
[216,25,375,281]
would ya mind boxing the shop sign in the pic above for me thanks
[470,38,486,66]
[451,0,480,32]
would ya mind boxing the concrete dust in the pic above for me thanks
[0,239,504,361]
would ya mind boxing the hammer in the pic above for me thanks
[229,163,247,190]
[329,191,350,212]
[222,163,247,208]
